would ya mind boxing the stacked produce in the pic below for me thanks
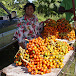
[41,19,58,39]
[57,18,72,33]
[57,18,75,40]
[41,18,75,41]
[63,29,75,41]
[14,37,73,75]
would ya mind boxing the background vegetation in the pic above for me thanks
[0,0,64,20]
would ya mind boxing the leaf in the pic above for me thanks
[56,0,63,1]
[19,4,23,8]
[2,1,6,4]
[54,2,60,7]
[49,3,54,9]
[48,0,51,2]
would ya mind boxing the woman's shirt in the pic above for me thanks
[13,15,42,45]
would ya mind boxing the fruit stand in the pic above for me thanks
[1,18,75,76]
[1,50,74,76]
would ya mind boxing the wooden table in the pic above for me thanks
[1,50,74,76]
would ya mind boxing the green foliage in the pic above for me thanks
[33,0,63,17]
[35,13,65,22]
[0,0,64,18]
[0,0,29,17]
[0,7,7,16]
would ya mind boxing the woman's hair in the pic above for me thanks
[23,3,35,11]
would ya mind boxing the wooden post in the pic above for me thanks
[72,0,76,75]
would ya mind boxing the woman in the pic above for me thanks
[13,3,42,49]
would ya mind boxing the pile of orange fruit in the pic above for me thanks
[14,37,73,75]
[57,18,72,33]
[41,19,58,39]
[63,29,75,41]
[41,18,75,41]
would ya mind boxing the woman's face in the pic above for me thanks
[25,5,34,17]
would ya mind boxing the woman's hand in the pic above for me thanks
[59,6,74,13]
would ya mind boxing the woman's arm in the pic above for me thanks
[59,6,74,13]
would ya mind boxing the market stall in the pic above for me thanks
[1,50,74,76]
[0,17,75,76]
